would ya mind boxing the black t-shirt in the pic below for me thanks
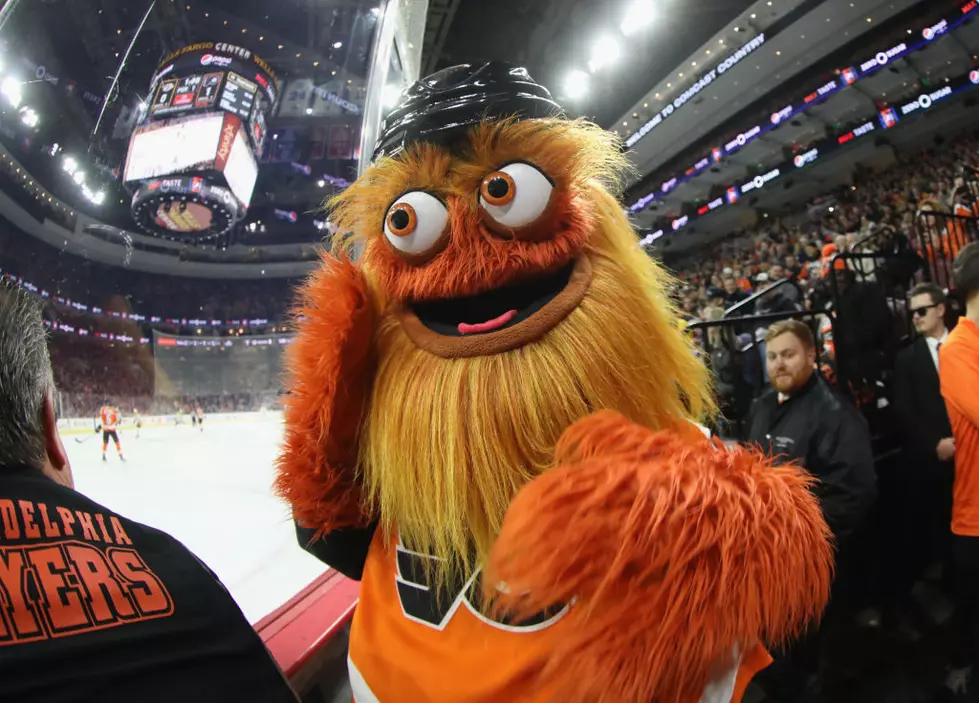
[0,466,298,703]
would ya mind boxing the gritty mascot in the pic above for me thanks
[276,63,832,703]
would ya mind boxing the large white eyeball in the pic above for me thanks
[479,162,554,229]
[383,190,449,257]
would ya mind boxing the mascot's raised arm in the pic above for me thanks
[276,62,833,703]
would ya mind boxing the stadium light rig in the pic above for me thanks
[588,35,621,72]
[620,0,655,37]
[1,77,22,107]
[563,69,590,100]
[20,107,38,128]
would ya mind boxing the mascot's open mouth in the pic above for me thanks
[413,261,575,337]
[395,256,593,358]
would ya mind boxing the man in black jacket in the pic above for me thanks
[748,319,877,542]
[0,282,297,703]
[748,319,877,703]
[890,283,954,612]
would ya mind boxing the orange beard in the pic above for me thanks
[357,186,714,587]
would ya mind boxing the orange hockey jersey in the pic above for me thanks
[99,406,120,431]
[346,530,770,703]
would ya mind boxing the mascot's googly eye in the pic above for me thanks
[384,191,449,257]
[479,162,554,230]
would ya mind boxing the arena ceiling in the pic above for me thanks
[421,0,759,129]
[2,0,384,250]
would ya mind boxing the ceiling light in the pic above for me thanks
[278,44,284,50]
[866,17,872,22]
[371,7,381,16]
[259,36,264,40]
[20,108,38,128]
[317,179,326,188]
[643,102,648,107]
[1,77,22,107]
[305,107,313,115]
[692,61,697,67]
[588,35,621,72]
[333,41,343,49]
[751,13,756,18]
[92,191,105,205]
[620,0,654,37]
[562,69,590,99]
[242,28,247,33]
[62,156,78,174]
[666,82,672,88]
[313,61,319,66]
[72,170,85,185]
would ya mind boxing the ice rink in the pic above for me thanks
[65,415,330,624]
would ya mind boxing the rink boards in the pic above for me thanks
[58,410,283,434]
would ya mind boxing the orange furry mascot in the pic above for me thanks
[276,63,833,703]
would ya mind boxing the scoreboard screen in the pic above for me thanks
[124,42,278,238]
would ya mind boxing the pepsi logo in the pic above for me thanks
[200,54,233,67]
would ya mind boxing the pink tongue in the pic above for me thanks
[458,309,518,335]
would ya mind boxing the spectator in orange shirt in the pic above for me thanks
[940,242,979,696]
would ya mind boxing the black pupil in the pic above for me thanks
[391,209,410,230]
[487,177,510,199]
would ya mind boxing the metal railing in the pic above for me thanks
[914,210,979,289]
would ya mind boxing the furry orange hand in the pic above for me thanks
[275,253,376,534]
[485,410,833,703]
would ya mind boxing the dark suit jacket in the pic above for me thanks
[892,336,953,466]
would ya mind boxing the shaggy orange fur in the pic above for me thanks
[485,410,834,703]
[328,118,628,302]
[277,116,831,702]
[274,253,376,532]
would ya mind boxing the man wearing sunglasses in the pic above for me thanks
[940,242,979,699]
[891,283,954,630]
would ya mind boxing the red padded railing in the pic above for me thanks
[255,569,360,679]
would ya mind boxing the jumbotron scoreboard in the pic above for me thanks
[123,42,279,239]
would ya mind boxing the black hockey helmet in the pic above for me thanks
[371,61,564,162]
